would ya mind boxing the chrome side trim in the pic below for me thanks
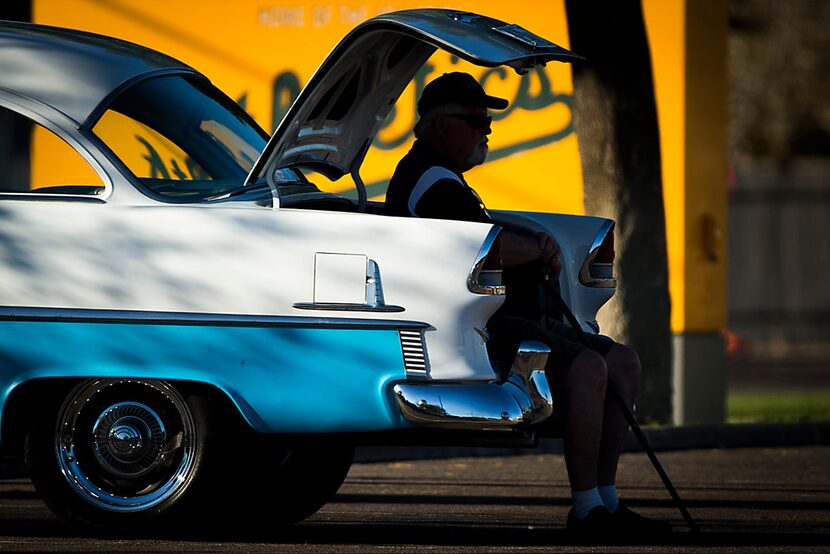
[393,341,552,430]
[293,302,404,313]
[0,305,425,330]
[467,226,506,295]
[579,219,617,288]
[399,329,429,379]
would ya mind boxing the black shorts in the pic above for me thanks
[486,314,615,389]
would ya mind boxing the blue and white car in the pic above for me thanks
[0,10,616,532]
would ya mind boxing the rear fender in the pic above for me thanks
[491,210,616,333]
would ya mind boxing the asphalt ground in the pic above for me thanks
[1,445,828,553]
[1,362,827,551]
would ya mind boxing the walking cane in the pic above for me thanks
[543,276,700,533]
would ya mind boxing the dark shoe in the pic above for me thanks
[610,504,672,535]
[566,506,614,535]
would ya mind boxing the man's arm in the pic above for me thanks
[413,179,561,276]
[500,231,561,277]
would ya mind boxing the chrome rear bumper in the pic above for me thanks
[393,341,553,430]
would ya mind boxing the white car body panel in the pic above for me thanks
[0,201,503,380]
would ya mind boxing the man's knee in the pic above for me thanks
[607,344,641,389]
[567,350,608,394]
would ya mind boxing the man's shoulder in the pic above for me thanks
[413,166,463,188]
[388,144,461,211]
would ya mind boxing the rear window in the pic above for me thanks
[93,75,268,200]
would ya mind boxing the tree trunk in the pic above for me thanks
[565,0,672,422]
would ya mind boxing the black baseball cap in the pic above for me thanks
[417,72,509,116]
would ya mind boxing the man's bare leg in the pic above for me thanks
[562,350,609,492]
[597,344,641,487]
[589,344,671,533]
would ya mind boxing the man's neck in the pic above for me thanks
[414,139,465,174]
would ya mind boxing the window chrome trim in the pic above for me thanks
[0,193,105,203]
[0,306,425,330]
[579,219,617,288]
[468,226,506,295]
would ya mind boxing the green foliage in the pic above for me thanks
[728,390,830,423]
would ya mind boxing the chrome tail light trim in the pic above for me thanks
[579,220,617,288]
[467,226,506,295]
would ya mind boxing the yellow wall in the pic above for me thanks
[33,0,728,333]
[684,1,728,331]
[34,0,585,214]
[643,0,728,332]
[643,0,687,333]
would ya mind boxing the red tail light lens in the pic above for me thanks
[482,234,503,270]
[594,231,615,264]
[579,222,616,288]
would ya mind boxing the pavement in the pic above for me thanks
[1,445,828,552]
[2,421,828,477]
[353,420,830,462]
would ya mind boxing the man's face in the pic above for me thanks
[439,106,492,172]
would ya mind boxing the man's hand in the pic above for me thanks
[499,230,561,277]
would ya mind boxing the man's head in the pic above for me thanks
[414,72,508,172]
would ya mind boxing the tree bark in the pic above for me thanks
[565,0,672,422]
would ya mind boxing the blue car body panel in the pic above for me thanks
[0,320,409,435]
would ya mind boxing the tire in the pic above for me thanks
[25,379,207,534]
[208,436,354,528]
[265,441,354,524]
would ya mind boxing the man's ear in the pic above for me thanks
[434,113,450,135]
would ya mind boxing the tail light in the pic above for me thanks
[468,227,506,295]
[579,221,617,288]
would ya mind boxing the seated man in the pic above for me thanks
[386,72,670,535]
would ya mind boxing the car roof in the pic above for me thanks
[0,20,197,128]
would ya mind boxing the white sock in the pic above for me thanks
[572,487,604,520]
[598,484,619,513]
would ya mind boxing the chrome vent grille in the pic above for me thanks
[399,329,428,379]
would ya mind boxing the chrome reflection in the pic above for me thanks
[393,341,552,430]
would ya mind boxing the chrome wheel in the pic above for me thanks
[55,379,196,513]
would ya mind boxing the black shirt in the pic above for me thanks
[385,140,492,223]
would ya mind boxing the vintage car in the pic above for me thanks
[0,10,615,532]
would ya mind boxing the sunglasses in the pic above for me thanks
[446,113,492,131]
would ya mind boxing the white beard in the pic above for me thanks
[467,142,488,167]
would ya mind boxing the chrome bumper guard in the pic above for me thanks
[393,341,553,430]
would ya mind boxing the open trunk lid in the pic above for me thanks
[245,9,579,187]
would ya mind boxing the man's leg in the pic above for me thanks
[597,344,641,490]
[561,350,609,520]
[594,344,671,533]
